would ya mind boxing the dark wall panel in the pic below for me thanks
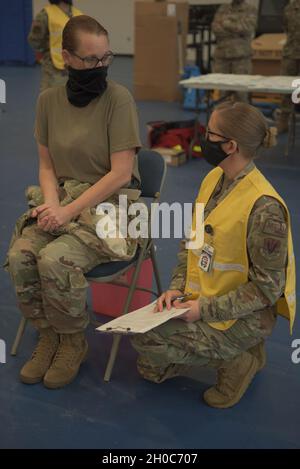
[0,1,35,65]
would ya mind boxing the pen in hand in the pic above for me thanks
[168,293,193,309]
[156,292,193,312]
[171,293,193,304]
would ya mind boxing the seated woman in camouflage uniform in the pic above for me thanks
[7,15,141,389]
[131,103,296,409]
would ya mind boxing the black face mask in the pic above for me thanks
[66,66,108,107]
[200,135,231,167]
[49,0,73,4]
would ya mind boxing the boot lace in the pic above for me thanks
[31,334,57,362]
[52,336,82,369]
[217,368,236,394]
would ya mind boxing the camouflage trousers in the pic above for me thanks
[40,58,68,92]
[131,309,276,383]
[280,58,300,116]
[213,57,252,102]
[7,222,137,334]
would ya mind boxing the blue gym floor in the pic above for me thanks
[0,58,299,449]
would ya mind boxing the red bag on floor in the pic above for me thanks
[147,119,206,158]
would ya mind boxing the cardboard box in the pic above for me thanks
[154,147,187,166]
[251,33,286,76]
[252,33,286,61]
[251,33,287,102]
[251,92,282,104]
[134,1,189,102]
[252,60,282,76]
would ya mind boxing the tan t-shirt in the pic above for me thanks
[34,80,142,185]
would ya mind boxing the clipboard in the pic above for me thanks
[96,300,190,335]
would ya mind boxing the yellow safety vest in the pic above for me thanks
[44,4,82,70]
[185,166,296,334]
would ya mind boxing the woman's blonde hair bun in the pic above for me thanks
[262,126,277,148]
[214,102,278,158]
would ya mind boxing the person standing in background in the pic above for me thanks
[28,1,82,91]
[276,0,300,134]
[211,0,257,102]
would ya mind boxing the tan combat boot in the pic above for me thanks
[248,341,266,371]
[203,351,259,409]
[276,114,290,134]
[43,332,88,389]
[20,328,59,384]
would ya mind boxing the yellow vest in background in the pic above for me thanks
[44,4,82,70]
[185,166,296,334]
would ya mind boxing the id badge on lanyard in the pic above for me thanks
[198,243,215,273]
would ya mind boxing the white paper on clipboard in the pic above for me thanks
[96,300,189,334]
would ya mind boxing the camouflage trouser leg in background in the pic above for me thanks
[131,310,275,383]
[213,57,252,102]
[213,58,231,101]
[7,223,113,334]
[280,58,300,116]
[231,58,252,102]
[40,61,68,92]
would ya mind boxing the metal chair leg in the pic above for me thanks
[103,334,122,382]
[11,317,28,356]
[103,250,146,381]
[150,243,163,296]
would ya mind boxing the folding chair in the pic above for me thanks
[11,149,167,382]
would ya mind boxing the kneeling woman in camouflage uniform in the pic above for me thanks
[131,103,296,408]
[6,16,141,388]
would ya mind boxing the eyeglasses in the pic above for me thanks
[70,51,114,68]
[205,128,230,142]
[206,128,239,151]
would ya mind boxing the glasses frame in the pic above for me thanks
[205,129,239,152]
[70,50,114,69]
[206,129,231,142]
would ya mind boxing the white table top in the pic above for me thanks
[179,73,300,95]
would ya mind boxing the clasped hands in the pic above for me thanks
[31,202,73,232]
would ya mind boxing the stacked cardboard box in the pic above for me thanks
[251,33,287,103]
[134,1,189,102]
[252,33,287,76]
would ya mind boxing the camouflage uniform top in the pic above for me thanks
[28,6,73,68]
[282,0,300,59]
[169,161,288,323]
[212,1,258,60]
